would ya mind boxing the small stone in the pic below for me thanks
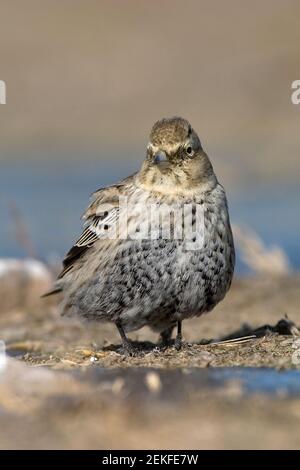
[145,371,162,394]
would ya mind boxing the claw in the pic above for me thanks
[117,343,144,357]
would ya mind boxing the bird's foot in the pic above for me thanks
[174,320,183,351]
[174,335,182,351]
[117,341,144,357]
[158,326,174,350]
[115,321,144,356]
[158,343,171,352]
[158,339,173,351]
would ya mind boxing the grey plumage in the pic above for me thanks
[47,117,235,353]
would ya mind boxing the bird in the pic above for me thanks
[44,117,235,354]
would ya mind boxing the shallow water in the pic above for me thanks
[209,367,300,396]
[2,361,300,450]
[75,367,300,398]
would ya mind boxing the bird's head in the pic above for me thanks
[138,117,216,195]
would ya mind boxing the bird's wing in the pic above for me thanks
[58,173,137,279]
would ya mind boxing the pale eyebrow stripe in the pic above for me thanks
[147,142,182,153]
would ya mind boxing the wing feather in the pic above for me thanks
[57,173,136,279]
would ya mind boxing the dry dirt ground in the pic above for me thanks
[0,276,300,449]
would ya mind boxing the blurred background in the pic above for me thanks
[1,1,300,451]
[0,0,300,270]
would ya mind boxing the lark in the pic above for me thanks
[44,117,235,354]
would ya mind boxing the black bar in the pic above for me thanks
[0,450,298,465]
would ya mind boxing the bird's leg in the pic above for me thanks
[174,321,182,351]
[115,321,136,356]
[159,326,174,348]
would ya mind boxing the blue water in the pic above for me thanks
[77,367,300,397]
[208,368,300,396]
[1,157,299,272]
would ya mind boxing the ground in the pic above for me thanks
[0,276,300,449]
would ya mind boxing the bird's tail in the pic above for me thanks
[41,287,62,298]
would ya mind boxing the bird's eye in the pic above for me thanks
[186,146,194,156]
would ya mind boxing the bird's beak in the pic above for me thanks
[154,150,169,166]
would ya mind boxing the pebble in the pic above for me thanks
[145,371,162,394]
